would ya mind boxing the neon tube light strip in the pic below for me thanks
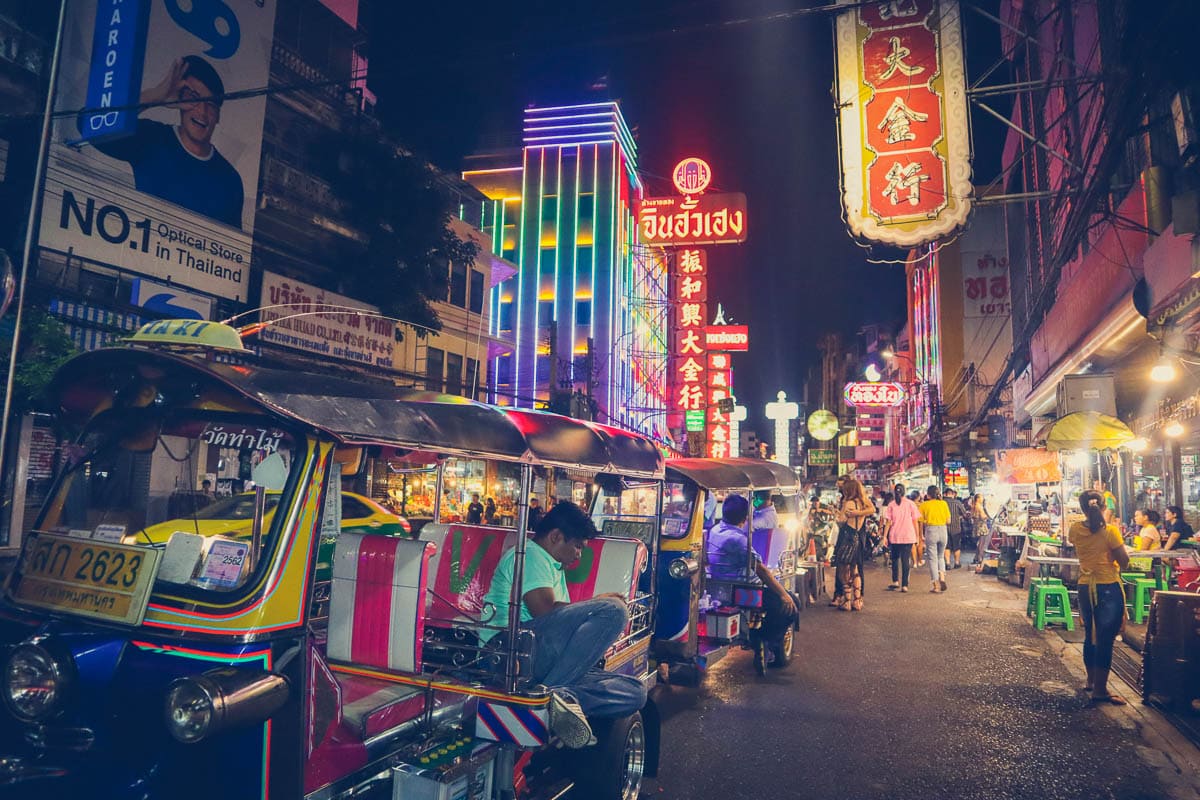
[571,145,581,355]
[514,146,529,402]
[524,101,622,114]
[554,147,563,326]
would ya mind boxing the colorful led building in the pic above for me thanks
[464,102,667,437]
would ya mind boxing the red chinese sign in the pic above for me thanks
[707,356,733,458]
[704,325,749,351]
[638,193,748,246]
[670,249,709,424]
[844,381,906,408]
[834,0,971,247]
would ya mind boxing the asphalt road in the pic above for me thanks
[651,563,1168,800]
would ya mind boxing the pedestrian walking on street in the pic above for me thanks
[1069,490,1131,705]
[880,482,919,592]
[833,477,875,611]
[970,493,992,567]
[944,489,969,569]
[918,486,951,593]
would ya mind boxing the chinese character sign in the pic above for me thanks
[706,358,733,458]
[834,0,972,248]
[843,382,906,407]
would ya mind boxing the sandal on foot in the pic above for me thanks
[1090,693,1128,706]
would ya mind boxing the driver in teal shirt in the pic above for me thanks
[483,503,647,747]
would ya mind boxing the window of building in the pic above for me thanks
[536,355,549,384]
[538,300,555,326]
[445,353,463,396]
[497,355,512,386]
[426,347,444,392]
[575,300,591,327]
[466,358,479,398]
[469,270,485,314]
[499,301,514,332]
[578,193,595,220]
[449,261,467,308]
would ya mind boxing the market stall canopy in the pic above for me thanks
[1035,411,1135,451]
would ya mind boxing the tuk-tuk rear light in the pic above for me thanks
[2,642,72,723]
[164,667,289,744]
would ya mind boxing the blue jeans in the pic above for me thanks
[523,597,648,718]
[1078,582,1125,673]
[924,525,948,582]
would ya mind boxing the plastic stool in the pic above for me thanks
[1122,577,1155,624]
[1033,583,1074,631]
[1026,576,1063,617]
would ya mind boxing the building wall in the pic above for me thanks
[464,103,666,436]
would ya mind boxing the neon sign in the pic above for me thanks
[638,194,748,246]
[833,0,972,247]
[844,382,906,407]
[673,157,713,195]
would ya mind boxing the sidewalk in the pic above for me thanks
[957,564,1200,800]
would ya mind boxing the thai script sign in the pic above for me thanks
[638,193,748,246]
[844,381,906,407]
[834,0,972,247]
[705,325,749,351]
[995,448,1062,484]
[258,272,397,369]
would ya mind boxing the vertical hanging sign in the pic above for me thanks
[833,0,972,247]
[670,249,709,437]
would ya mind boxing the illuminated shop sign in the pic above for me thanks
[844,381,906,407]
[705,325,749,351]
[638,193,748,246]
[833,0,972,247]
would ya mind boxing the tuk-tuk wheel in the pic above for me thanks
[769,627,794,668]
[576,711,646,800]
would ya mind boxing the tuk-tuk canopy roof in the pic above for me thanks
[50,348,664,477]
[666,457,799,491]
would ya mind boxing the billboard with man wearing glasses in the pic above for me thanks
[38,0,277,303]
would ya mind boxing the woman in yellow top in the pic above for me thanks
[918,485,952,594]
[1069,490,1131,705]
[1132,508,1162,550]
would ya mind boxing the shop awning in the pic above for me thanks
[1034,411,1135,451]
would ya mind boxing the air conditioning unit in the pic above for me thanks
[1056,373,1116,418]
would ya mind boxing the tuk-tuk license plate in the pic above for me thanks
[11,532,163,625]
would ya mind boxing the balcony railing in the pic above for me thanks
[261,154,346,216]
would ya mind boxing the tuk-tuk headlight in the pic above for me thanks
[668,556,699,580]
[164,679,214,743]
[164,667,289,744]
[3,643,70,723]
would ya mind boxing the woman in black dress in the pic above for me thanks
[833,477,876,611]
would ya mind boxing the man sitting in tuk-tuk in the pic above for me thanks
[707,494,798,649]
[483,503,648,748]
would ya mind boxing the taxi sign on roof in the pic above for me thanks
[129,319,246,351]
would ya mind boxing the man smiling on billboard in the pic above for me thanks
[86,56,244,230]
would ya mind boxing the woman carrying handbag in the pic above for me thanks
[832,477,876,611]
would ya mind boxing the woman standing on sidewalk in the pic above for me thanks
[833,477,875,611]
[1070,489,1131,705]
[918,486,951,593]
[881,483,920,592]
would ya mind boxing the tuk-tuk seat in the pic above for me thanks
[566,536,648,603]
[328,533,436,673]
[419,523,518,624]
[751,528,790,570]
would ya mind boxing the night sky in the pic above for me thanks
[370,0,1004,435]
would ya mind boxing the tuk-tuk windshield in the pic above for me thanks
[35,409,300,598]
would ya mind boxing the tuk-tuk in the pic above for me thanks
[653,458,805,681]
[0,320,665,800]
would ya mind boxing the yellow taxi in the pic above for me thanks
[133,490,410,545]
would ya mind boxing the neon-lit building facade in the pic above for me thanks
[464,102,667,437]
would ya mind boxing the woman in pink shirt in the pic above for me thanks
[881,482,921,592]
